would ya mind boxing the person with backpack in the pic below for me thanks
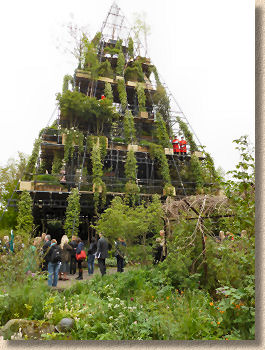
[59,235,73,281]
[69,236,78,275]
[87,237,97,275]
[75,237,86,280]
[114,237,126,273]
[46,239,62,287]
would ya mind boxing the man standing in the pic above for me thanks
[172,136,180,155]
[179,136,187,155]
[96,233,109,276]
[115,238,126,273]
[46,239,62,287]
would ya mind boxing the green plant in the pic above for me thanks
[117,78,127,111]
[24,139,41,180]
[124,61,144,82]
[123,110,136,144]
[125,150,137,182]
[116,51,125,76]
[64,188,80,238]
[149,143,171,184]
[153,84,171,129]
[51,153,63,174]
[128,37,134,59]
[177,116,198,152]
[136,83,146,112]
[82,35,100,79]
[62,75,74,93]
[104,82,113,103]
[91,143,106,214]
[16,191,34,233]
[98,60,113,78]
[155,112,171,148]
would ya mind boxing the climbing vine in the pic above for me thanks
[149,143,171,186]
[24,138,41,180]
[91,143,106,214]
[64,188,80,238]
[155,112,171,148]
[128,37,134,59]
[136,83,146,112]
[116,51,125,76]
[63,128,84,164]
[117,78,128,111]
[124,149,139,205]
[104,82,113,103]
[177,117,198,153]
[86,135,107,160]
[16,191,34,233]
[52,153,63,175]
[123,110,136,144]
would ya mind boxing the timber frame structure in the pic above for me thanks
[14,2,215,239]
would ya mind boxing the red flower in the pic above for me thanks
[130,298,134,301]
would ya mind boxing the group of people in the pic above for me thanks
[172,136,187,155]
[40,233,127,287]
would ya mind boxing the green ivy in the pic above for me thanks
[149,143,171,185]
[177,117,198,153]
[63,129,84,164]
[62,75,74,93]
[128,37,134,59]
[155,112,171,148]
[16,191,34,233]
[136,83,146,112]
[98,60,113,78]
[91,143,106,214]
[51,154,63,175]
[117,78,128,111]
[64,188,80,238]
[116,51,125,76]
[104,82,113,103]
[125,150,138,182]
[24,139,41,180]
[124,61,144,82]
[123,110,136,144]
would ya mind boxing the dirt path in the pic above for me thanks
[53,266,119,290]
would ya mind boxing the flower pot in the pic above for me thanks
[127,144,138,152]
[164,148,174,155]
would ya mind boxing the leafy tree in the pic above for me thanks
[16,191,34,233]
[64,188,80,238]
[128,37,134,58]
[98,60,113,78]
[117,79,127,111]
[82,35,100,79]
[0,154,27,229]
[125,150,137,182]
[24,139,41,180]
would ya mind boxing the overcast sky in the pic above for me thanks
[0,0,254,174]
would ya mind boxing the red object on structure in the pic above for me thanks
[179,138,187,153]
[172,138,180,153]
[101,95,106,99]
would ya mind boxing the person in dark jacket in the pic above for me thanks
[96,233,109,276]
[115,238,126,272]
[75,237,85,280]
[87,237,97,275]
[69,236,78,275]
[46,239,62,287]
[41,235,51,271]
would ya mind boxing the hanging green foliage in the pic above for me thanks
[62,75,74,93]
[63,128,84,164]
[86,135,107,160]
[149,65,161,85]
[136,83,146,112]
[104,82,113,103]
[128,37,134,59]
[115,39,123,51]
[176,116,198,153]
[155,112,171,148]
[92,32,102,47]
[51,153,63,175]
[116,51,125,76]
[64,188,80,238]
[125,150,138,182]
[190,153,205,193]
[16,191,34,233]
[98,60,113,78]
[91,143,106,214]
[124,61,145,82]
[153,84,171,127]
[123,110,136,144]
[117,78,128,111]
[24,139,41,180]
[149,143,171,185]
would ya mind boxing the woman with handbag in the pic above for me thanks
[75,237,86,280]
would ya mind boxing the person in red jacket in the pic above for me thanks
[172,136,180,154]
[179,136,187,155]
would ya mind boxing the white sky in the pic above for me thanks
[0,0,254,174]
